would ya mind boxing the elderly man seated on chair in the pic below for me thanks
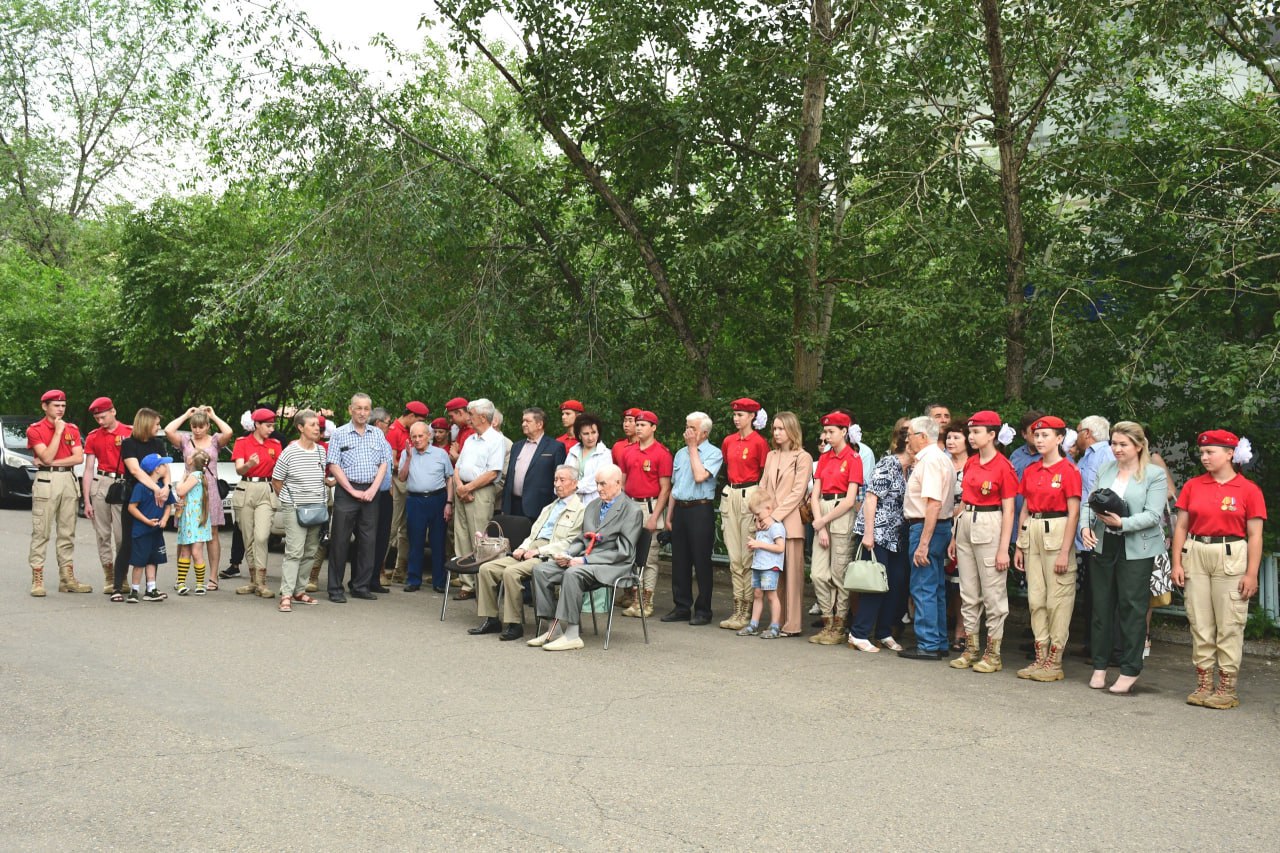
[529,463,644,651]
[469,465,585,641]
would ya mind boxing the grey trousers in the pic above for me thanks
[533,559,632,625]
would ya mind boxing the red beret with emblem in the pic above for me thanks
[444,397,469,412]
[821,411,851,429]
[623,407,642,418]
[251,407,277,423]
[405,401,430,417]
[1030,415,1066,431]
[729,398,761,414]
[968,410,1002,428]
[41,389,66,403]
[561,400,584,413]
[636,410,659,425]
[88,396,114,414]
[1197,429,1239,449]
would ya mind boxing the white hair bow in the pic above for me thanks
[240,410,254,432]
[1234,437,1253,465]
[997,424,1016,446]
[848,424,863,446]
[323,420,335,439]
[1062,428,1078,455]
[752,408,768,431]
[450,424,459,441]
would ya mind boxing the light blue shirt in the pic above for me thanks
[751,521,787,571]
[536,498,569,540]
[400,445,453,494]
[327,421,391,485]
[597,498,615,525]
[1009,443,1041,546]
[1075,440,1116,549]
[671,440,723,501]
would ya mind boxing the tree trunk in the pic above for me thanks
[979,0,1028,401]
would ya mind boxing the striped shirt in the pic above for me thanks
[327,421,391,485]
[274,443,329,506]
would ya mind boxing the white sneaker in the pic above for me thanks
[527,631,553,648]
[808,602,821,615]
[544,636,585,651]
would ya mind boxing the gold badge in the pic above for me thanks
[742,447,749,460]
[643,459,651,473]
[980,480,992,495]
[1221,496,1237,512]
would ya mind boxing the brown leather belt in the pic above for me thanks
[674,499,713,507]
[1191,534,1244,545]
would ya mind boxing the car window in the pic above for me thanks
[3,421,30,451]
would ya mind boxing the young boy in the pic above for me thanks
[127,453,175,603]
[739,491,787,638]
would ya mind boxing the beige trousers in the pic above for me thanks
[232,480,277,570]
[390,475,408,572]
[1183,538,1248,675]
[720,484,757,602]
[810,497,853,617]
[88,475,124,567]
[1020,516,1077,647]
[29,472,78,570]
[477,545,547,623]
[453,483,496,591]
[955,510,1009,638]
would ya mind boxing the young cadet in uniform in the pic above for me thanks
[946,410,1018,672]
[1013,416,1082,681]
[718,398,771,630]
[445,397,474,463]
[385,401,429,586]
[1171,430,1267,709]
[618,410,672,618]
[808,412,863,645]
[611,407,641,465]
[430,417,450,450]
[557,400,582,454]
[82,396,132,594]
[26,389,89,596]
[231,408,283,598]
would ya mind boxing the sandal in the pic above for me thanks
[278,596,292,613]
[848,636,880,653]
[110,592,124,603]
[294,593,318,606]
[206,578,219,591]
[880,636,904,652]
[759,626,781,639]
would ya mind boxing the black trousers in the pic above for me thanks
[230,525,245,566]
[112,501,133,589]
[327,486,378,595]
[670,503,716,615]
[374,488,392,574]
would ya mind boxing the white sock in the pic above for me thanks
[562,623,580,641]
[131,584,140,592]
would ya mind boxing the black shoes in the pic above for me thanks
[372,584,391,594]
[498,623,524,641]
[351,590,377,600]
[897,647,944,660]
[432,586,446,593]
[329,593,347,603]
[689,612,712,626]
[404,584,421,592]
[660,608,692,623]
[469,617,501,635]
[219,564,241,579]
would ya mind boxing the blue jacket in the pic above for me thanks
[1081,462,1168,560]
[500,434,567,520]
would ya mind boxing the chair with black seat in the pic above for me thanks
[585,528,652,649]
[439,513,533,621]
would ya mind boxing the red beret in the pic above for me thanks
[623,407,642,418]
[560,400,584,413]
[968,410,1002,427]
[821,412,851,429]
[317,415,326,430]
[251,407,277,423]
[405,401,430,417]
[730,398,761,414]
[1031,415,1066,431]
[430,417,448,430]
[1197,429,1239,449]
[88,396,114,414]
[41,389,66,403]
[444,397,469,411]
[636,410,659,425]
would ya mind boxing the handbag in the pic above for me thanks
[473,520,510,561]
[795,454,815,525]
[105,480,129,505]
[295,503,329,527]
[842,543,889,593]
[1088,487,1128,518]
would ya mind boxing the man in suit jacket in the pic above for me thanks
[529,463,644,650]
[469,465,586,641]
[501,408,567,520]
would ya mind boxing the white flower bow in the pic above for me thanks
[848,424,863,446]
[1234,437,1253,465]
[240,410,254,432]
[997,423,1016,446]
[323,420,335,439]
[752,408,768,431]
[1062,428,1078,455]
[450,424,459,442]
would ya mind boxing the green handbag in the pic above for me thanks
[842,543,888,593]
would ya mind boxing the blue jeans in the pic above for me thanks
[850,542,909,641]
[405,491,448,588]
[908,518,952,652]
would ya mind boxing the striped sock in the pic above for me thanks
[194,563,206,587]
[176,557,191,586]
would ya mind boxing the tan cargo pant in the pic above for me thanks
[720,484,757,602]
[232,480,277,570]
[477,545,547,623]
[87,474,124,567]
[955,509,1009,638]
[631,496,664,592]
[29,471,78,570]
[453,483,496,592]
[390,475,408,573]
[811,497,853,617]
[1183,538,1249,675]
[1019,515,1077,647]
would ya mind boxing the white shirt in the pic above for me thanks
[455,426,506,483]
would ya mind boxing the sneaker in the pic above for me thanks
[176,585,189,596]
[193,586,206,596]
[219,564,241,579]
[126,590,140,604]
[143,589,166,602]
[808,602,821,615]
[737,623,760,636]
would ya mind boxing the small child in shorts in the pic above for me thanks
[740,490,787,638]
[127,453,175,603]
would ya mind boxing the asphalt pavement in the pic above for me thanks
[2,504,1278,851]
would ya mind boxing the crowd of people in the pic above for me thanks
[22,389,1268,708]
